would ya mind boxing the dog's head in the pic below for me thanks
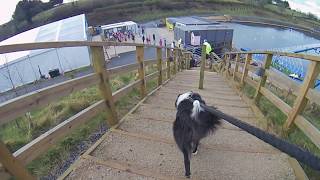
[190,92,206,105]
[175,91,206,108]
[175,91,192,108]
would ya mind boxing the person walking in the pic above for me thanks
[203,40,212,59]
[159,38,163,47]
[142,35,145,44]
[152,34,156,44]
[132,34,135,42]
[164,38,167,47]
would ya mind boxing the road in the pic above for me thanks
[0,47,168,103]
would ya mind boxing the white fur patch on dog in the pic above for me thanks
[191,100,203,119]
[176,91,192,107]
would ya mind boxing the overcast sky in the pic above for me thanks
[287,0,320,18]
[0,0,319,25]
[0,0,77,25]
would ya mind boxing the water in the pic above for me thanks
[222,23,320,49]
[222,22,320,90]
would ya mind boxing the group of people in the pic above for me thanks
[141,28,169,47]
[106,31,135,43]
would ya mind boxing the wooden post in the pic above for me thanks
[173,49,177,75]
[254,54,273,103]
[183,53,187,70]
[186,53,191,70]
[91,46,118,126]
[157,47,162,86]
[285,61,320,128]
[240,53,252,87]
[219,54,227,73]
[166,48,171,79]
[199,45,206,89]
[0,141,35,180]
[136,46,147,97]
[233,54,240,80]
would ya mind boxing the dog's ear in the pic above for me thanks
[175,93,182,108]
[191,92,206,105]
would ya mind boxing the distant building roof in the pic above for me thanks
[101,21,137,30]
[176,24,233,31]
[167,16,219,26]
[0,14,87,66]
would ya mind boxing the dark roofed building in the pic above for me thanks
[174,24,233,54]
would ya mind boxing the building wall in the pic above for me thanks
[0,14,90,93]
[0,46,90,92]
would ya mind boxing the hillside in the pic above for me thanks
[1,0,320,41]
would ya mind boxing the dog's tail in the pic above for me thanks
[193,100,222,135]
[191,100,203,119]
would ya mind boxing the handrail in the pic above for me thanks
[0,41,182,54]
[218,50,320,151]
[0,41,190,179]
[224,51,320,62]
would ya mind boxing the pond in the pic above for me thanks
[222,22,320,90]
[222,23,320,50]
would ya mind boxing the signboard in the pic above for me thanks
[191,32,200,46]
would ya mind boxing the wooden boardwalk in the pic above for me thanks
[63,70,297,180]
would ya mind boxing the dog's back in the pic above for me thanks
[173,92,221,177]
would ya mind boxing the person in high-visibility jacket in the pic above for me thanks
[203,40,212,59]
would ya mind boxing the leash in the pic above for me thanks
[199,102,320,171]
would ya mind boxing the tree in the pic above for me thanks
[12,0,55,24]
[50,0,63,6]
[282,1,290,9]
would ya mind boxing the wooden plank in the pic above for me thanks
[287,157,309,180]
[0,73,99,126]
[145,71,159,82]
[245,76,258,89]
[0,141,35,180]
[112,80,142,102]
[260,87,292,115]
[285,61,320,128]
[173,49,177,75]
[91,46,118,126]
[294,115,320,149]
[157,47,162,85]
[108,63,139,77]
[240,54,252,87]
[82,155,186,180]
[233,54,240,80]
[254,54,273,103]
[199,45,206,89]
[233,71,258,89]
[0,41,186,54]
[225,51,320,62]
[265,69,300,94]
[265,69,320,106]
[136,46,146,98]
[186,53,191,70]
[237,63,259,74]
[14,100,105,165]
[166,48,171,79]
[144,59,157,67]
[306,89,320,105]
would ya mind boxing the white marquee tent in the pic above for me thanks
[0,14,90,92]
[101,21,138,35]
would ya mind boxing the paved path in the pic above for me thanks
[63,70,296,180]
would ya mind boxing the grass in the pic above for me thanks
[0,64,159,178]
[241,82,320,180]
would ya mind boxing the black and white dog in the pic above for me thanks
[173,91,221,178]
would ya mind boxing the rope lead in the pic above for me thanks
[200,103,320,171]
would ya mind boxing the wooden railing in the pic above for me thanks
[214,50,320,150]
[0,41,192,179]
